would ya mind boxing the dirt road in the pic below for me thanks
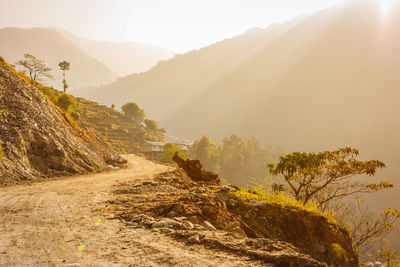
[0,155,262,267]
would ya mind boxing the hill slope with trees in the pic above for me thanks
[74,98,165,153]
[0,57,113,184]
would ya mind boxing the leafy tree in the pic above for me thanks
[272,183,286,193]
[16,54,53,84]
[144,119,158,131]
[121,102,145,123]
[58,61,70,93]
[56,93,75,111]
[219,134,246,184]
[111,104,115,109]
[159,143,187,163]
[267,147,393,208]
[189,134,283,186]
[191,136,219,171]
[242,138,279,185]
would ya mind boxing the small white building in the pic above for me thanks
[140,141,192,160]
[175,141,193,152]
[141,141,166,152]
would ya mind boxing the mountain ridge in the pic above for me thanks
[0,27,117,89]
[0,27,174,90]
[54,27,174,77]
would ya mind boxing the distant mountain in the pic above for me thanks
[55,28,174,77]
[0,27,117,89]
[77,0,400,211]
[76,16,304,116]
[0,27,174,90]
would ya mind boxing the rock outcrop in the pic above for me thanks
[0,60,111,184]
[172,152,220,184]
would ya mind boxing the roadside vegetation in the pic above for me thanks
[189,134,399,262]
[233,146,399,262]
[233,186,336,223]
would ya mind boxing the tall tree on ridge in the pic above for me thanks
[58,61,70,93]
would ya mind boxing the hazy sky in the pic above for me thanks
[0,0,349,52]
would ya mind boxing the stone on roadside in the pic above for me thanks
[256,239,264,248]
[182,221,194,230]
[250,200,268,207]
[167,210,178,217]
[188,235,200,244]
[220,185,232,192]
[151,219,182,229]
[202,220,216,231]
[225,221,247,237]
[225,221,240,231]
[159,228,173,234]
[173,217,187,222]
[117,156,128,164]
[188,216,198,224]
[142,181,156,186]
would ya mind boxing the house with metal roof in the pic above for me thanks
[141,141,165,152]
[140,141,192,160]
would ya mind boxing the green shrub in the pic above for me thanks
[329,243,348,264]
[70,111,80,121]
[233,186,336,223]
[159,143,188,163]
[56,93,75,111]
[37,86,57,103]
[144,118,158,131]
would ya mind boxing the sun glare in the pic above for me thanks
[380,0,395,14]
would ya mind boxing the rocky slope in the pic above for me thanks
[0,58,113,184]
